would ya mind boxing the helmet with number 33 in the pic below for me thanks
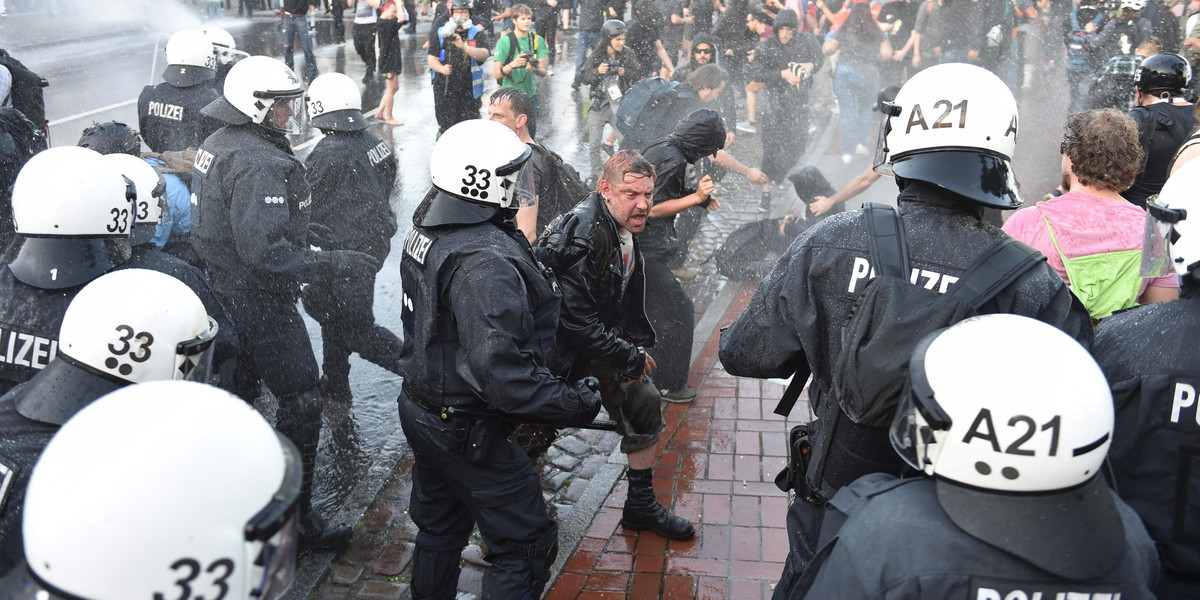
[22,381,301,600]
[420,119,534,227]
[889,314,1124,579]
[8,269,217,426]
[874,62,1022,209]
[2,147,136,290]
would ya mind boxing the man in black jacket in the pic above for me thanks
[718,63,1093,599]
[535,149,695,541]
[640,109,726,402]
[301,73,403,402]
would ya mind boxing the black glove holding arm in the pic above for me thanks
[570,376,604,426]
[308,249,381,281]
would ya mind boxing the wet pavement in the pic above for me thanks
[5,3,1077,597]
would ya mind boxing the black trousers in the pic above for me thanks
[219,288,321,401]
[300,264,403,384]
[400,396,557,599]
[352,21,377,74]
[433,88,481,134]
[761,91,808,183]
[331,4,346,43]
[641,255,694,392]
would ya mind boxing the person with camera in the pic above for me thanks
[1091,0,1154,64]
[581,19,642,182]
[494,4,548,137]
[428,0,492,134]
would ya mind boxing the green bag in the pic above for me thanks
[1041,212,1143,321]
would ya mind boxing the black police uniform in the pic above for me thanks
[798,474,1160,599]
[1126,101,1197,207]
[0,395,56,577]
[718,181,1093,598]
[1092,283,1200,598]
[397,198,597,600]
[301,129,402,392]
[0,266,79,396]
[136,81,221,153]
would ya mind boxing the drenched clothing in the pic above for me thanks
[1127,101,1197,208]
[136,81,220,153]
[798,474,1160,599]
[719,181,1093,591]
[0,266,76,395]
[748,30,823,182]
[1093,285,1200,598]
[0,395,56,577]
[428,25,491,132]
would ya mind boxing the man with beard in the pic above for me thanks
[747,8,823,211]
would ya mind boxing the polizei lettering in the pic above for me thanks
[0,328,58,370]
[193,149,215,175]
[976,589,1122,600]
[846,256,960,294]
[147,100,185,122]
[1170,381,1200,426]
[404,229,434,266]
[367,141,393,166]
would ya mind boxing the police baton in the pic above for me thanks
[442,406,620,431]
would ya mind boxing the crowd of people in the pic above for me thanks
[0,0,1199,597]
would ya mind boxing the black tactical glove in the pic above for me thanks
[308,222,335,248]
[570,376,603,426]
[322,250,380,280]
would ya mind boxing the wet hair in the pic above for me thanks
[511,3,533,18]
[843,2,883,44]
[490,87,533,118]
[601,150,656,189]
[686,63,730,92]
[1062,109,1143,192]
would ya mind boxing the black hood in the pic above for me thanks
[774,8,799,32]
[668,109,726,163]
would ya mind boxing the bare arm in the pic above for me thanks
[516,205,538,242]
[713,150,768,184]
[808,168,880,216]
[1139,283,1180,304]
[878,38,893,61]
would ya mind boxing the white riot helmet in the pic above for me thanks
[3,147,135,290]
[890,314,1122,579]
[306,72,367,131]
[164,29,217,87]
[8,268,217,425]
[22,381,301,600]
[422,120,534,226]
[204,27,249,67]
[874,62,1022,209]
[202,56,306,134]
[102,153,169,246]
[1120,0,1146,10]
[1143,159,1200,278]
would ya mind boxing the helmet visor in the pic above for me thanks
[890,344,953,471]
[872,101,901,176]
[505,161,538,209]
[244,433,303,600]
[262,94,306,134]
[173,317,218,383]
[1141,195,1185,277]
[216,46,250,67]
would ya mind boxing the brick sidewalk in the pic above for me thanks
[545,282,812,600]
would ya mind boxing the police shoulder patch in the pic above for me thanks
[404,229,435,266]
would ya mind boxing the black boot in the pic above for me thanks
[622,468,694,540]
[298,510,354,555]
[278,389,354,555]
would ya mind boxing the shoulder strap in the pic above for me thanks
[948,237,1046,310]
[863,203,910,280]
[1132,105,1155,169]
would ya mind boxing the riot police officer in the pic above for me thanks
[718,63,1093,598]
[137,29,222,153]
[1094,161,1200,597]
[799,314,1159,598]
[397,120,602,600]
[6,381,300,600]
[0,269,218,577]
[1125,53,1197,207]
[300,73,403,402]
[204,27,249,93]
[193,55,376,552]
[0,146,135,396]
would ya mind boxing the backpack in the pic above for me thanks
[499,31,541,86]
[712,217,805,280]
[615,77,685,150]
[829,204,1045,428]
[0,106,47,185]
[0,50,49,130]
[529,142,588,233]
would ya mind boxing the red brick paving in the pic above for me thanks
[546,283,812,600]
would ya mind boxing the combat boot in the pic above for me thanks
[298,511,354,555]
[621,468,694,540]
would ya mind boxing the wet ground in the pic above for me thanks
[3,2,1077,595]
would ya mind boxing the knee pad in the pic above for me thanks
[412,531,469,600]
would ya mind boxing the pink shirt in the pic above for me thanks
[1002,191,1179,294]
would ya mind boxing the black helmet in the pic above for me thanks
[78,121,142,156]
[875,85,900,112]
[601,19,626,38]
[450,0,472,10]
[1135,53,1191,96]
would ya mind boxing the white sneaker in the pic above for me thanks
[842,153,853,164]
[855,143,868,156]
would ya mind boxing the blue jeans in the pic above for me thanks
[574,30,601,83]
[282,14,318,80]
[833,64,876,155]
